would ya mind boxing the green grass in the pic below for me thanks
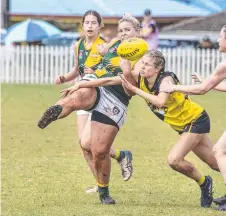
[2,84,226,216]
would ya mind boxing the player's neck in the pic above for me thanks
[85,35,98,47]
[147,74,158,87]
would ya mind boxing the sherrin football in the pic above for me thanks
[117,38,149,61]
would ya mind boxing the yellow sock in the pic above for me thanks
[113,149,121,160]
[97,182,109,187]
[197,175,206,186]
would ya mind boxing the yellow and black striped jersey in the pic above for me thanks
[138,71,204,131]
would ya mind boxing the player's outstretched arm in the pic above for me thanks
[192,72,226,92]
[161,62,226,95]
[120,75,172,108]
[60,76,121,98]
[78,76,121,88]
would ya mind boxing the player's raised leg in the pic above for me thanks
[38,87,96,129]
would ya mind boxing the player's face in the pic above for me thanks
[218,28,226,53]
[118,22,138,41]
[82,15,100,37]
[139,56,158,78]
[144,15,152,22]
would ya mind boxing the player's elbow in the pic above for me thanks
[198,90,207,95]
[197,86,209,95]
[155,101,165,108]
[124,88,135,97]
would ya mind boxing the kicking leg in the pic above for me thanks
[38,88,96,129]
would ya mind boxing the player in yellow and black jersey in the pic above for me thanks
[119,50,220,208]
[161,26,226,211]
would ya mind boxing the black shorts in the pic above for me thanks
[178,110,210,135]
[91,110,119,130]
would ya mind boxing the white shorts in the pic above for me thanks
[81,73,127,128]
[92,87,127,129]
[76,110,91,116]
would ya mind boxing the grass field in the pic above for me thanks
[2,84,226,216]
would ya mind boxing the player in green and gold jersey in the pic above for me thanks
[53,10,133,194]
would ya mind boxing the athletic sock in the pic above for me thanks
[98,183,109,196]
[113,149,125,162]
[199,176,208,187]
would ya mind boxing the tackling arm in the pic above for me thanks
[173,62,226,94]
[128,76,172,108]
[78,76,121,88]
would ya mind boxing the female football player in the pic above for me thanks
[119,50,221,208]
[38,13,141,204]
[160,25,226,211]
[54,10,133,193]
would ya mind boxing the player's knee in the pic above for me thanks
[79,137,91,152]
[167,155,183,170]
[82,148,92,160]
[208,162,219,171]
[92,146,109,160]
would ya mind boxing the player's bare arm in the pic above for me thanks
[63,42,80,82]
[161,61,226,95]
[192,72,226,92]
[54,42,80,85]
[121,75,172,108]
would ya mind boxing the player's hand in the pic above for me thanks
[119,74,135,92]
[160,83,175,93]
[97,44,108,56]
[120,59,131,72]
[55,75,65,84]
[191,73,203,83]
[60,84,80,98]
[84,67,94,74]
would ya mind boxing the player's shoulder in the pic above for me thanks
[109,37,120,46]
[158,71,178,86]
[74,41,80,48]
[74,38,83,49]
[99,35,106,43]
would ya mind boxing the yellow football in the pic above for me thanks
[117,38,148,61]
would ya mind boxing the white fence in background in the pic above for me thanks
[1,45,226,85]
